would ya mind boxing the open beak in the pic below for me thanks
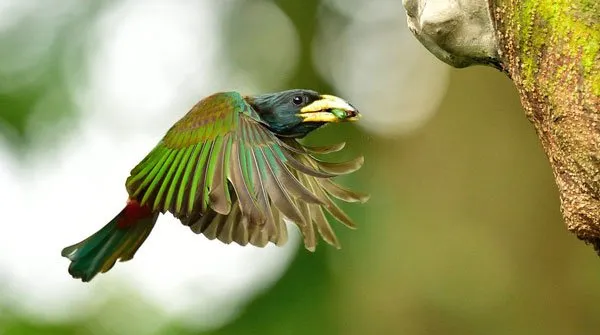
[297,95,360,123]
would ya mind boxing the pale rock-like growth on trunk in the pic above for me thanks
[403,0,500,68]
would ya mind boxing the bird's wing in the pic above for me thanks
[284,140,370,250]
[125,91,337,244]
[182,139,369,251]
[182,138,370,251]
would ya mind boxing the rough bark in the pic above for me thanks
[403,0,600,253]
[489,0,600,252]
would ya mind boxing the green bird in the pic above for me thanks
[61,89,368,282]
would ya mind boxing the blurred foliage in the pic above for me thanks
[0,2,105,154]
[2,0,600,335]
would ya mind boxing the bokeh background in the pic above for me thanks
[1,0,599,334]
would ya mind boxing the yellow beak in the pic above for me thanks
[298,95,360,123]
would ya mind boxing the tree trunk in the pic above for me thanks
[403,0,600,253]
[490,0,600,251]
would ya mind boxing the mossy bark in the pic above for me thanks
[489,0,600,251]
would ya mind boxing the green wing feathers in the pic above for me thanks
[126,91,368,251]
[182,134,369,251]
[126,92,244,216]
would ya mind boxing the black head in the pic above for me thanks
[247,89,360,138]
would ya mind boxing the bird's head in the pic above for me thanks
[247,89,360,138]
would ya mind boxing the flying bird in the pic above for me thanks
[61,89,368,282]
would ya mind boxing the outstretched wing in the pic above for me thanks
[126,91,327,241]
[285,140,369,250]
[182,138,369,251]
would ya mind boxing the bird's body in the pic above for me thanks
[62,89,367,282]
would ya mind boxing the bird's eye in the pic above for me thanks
[292,95,304,106]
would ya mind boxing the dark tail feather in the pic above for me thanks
[61,201,158,282]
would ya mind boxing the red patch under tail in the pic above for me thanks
[117,199,154,229]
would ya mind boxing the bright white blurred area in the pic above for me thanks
[0,0,450,332]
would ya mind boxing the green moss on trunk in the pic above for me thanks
[490,0,600,251]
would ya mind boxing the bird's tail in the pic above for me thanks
[61,200,158,282]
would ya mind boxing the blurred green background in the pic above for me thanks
[1,0,600,334]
